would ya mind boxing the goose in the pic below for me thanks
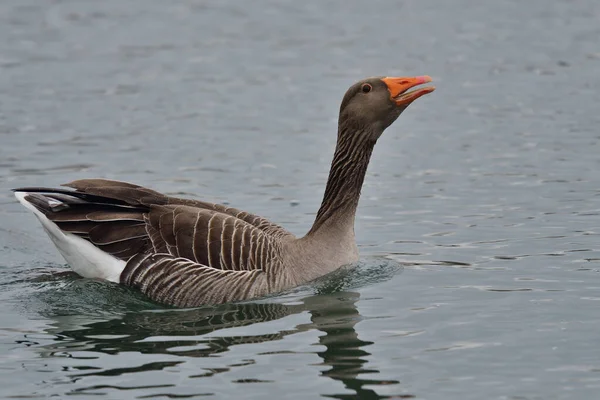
[13,75,435,308]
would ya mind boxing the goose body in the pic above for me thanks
[14,75,435,307]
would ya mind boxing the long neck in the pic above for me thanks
[307,124,376,237]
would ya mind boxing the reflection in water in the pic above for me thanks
[37,290,404,399]
[307,295,403,400]
[4,260,404,397]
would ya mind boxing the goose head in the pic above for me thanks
[338,75,435,141]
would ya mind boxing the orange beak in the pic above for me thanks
[381,76,435,106]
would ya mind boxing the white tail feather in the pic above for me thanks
[14,192,125,282]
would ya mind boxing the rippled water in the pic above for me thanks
[2,0,600,399]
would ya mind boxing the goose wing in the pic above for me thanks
[15,180,292,273]
[64,179,294,239]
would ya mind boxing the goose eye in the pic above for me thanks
[361,83,372,93]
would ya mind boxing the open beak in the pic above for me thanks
[381,76,435,107]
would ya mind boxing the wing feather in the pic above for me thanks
[63,178,294,238]
[121,253,269,307]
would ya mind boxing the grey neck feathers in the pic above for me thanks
[307,122,377,238]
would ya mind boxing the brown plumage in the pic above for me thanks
[14,75,435,307]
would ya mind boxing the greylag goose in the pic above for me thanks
[14,75,435,307]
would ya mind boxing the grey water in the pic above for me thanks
[1,0,600,398]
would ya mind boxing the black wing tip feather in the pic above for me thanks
[12,186,135,207]
[12,187,67,193]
